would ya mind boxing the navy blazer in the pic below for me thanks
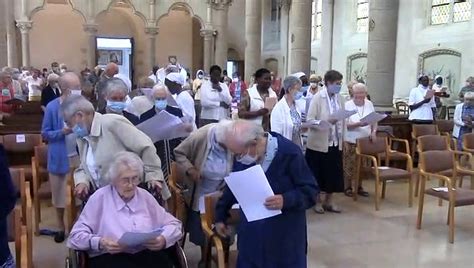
[215,132,319,267]
[0,145,17,265]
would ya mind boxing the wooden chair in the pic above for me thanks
[8,168,33,268]
[31,145,51,236]
[65,173,78,234]
[462,132,474,154]
[168,162,187,221]
[395,101,409,115]
[355,136,413,210]
[436,120,454,135]
[7,207,30,268]
[201,193,238,268]
[417,150,474,243]
[410,124,439,159]
[446,105,456,120]
[2,134,42,181]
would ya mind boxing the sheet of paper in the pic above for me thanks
[329,109,357,121]
[378,167,390,170]
[360,112,387,125]
[264,97,277,111]
[302,119,331,131]
[117,228,164,247]
[136,110,189,142]
[198,193,240,214]
[432,187,453,192]
[16,134,25,143]
[224,165,281,222]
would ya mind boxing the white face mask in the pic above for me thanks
[71,90,82,96]
[236,148,258,165]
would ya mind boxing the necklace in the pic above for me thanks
[356,103,365,118]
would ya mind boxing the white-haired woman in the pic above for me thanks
[271,76,306,148]
[343,83,376,197]
[68,152,182,268]
[100,78,131,115]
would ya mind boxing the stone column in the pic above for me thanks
[210,0,232,68]
[366,0,399,110]
[279,0,291,77]
[145,27,158,72]
[318,0,334,73]
[288,0,312,75]
[244,0,262,83]
[83,24,98,69]
[5,0,18,67]
[201,29,214,73]
[16,21,32,67]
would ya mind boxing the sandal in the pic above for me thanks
[322,204,342,213]
[313,204,325,214]
[357,187,369,197]
[344,188,353,197]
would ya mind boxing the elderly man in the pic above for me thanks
[60,94,170,202]
[41,73,61,111]
[100,78,130,115]
[199,65,232,127]
[459,77,474,100]
[453,92,474,150]
[95,62,119,111]
[25,69,44,102]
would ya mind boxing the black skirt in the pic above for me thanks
[305,146,344,194]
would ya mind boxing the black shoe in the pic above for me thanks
[344,188,353,197]
[357,187,369,197]
[54,231,65,243]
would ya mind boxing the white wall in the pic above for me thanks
[227,0,246,60]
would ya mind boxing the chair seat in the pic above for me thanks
[374,167,411,180]
[425,188,474,207]
[379,151,407,161]
[37,181,52,199]
[438,169,473,177]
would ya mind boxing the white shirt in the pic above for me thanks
[271,97,299,141]
[344,99,375,144]
[25,76,43,97]
[200,80,232,121]
[175,91,197,130]
[408,85,436,121]
[83,137,100,188]
[148,74,159,84]
[247,85,277,126]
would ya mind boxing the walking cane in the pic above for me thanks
[181,181,196,248]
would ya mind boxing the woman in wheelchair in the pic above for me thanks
[67,152,182,268]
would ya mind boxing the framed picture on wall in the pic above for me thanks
[168,56,177,65]
[98,49,123,65]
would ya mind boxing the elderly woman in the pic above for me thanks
[214,120,318,268]
[100,78,130,115]
[307,74,322,99]
[305,70,346,214]
[67,152,182,268]
[60,94,170,202]
[41,72,81,243]
[238,68,278,131]
[271,76,306,148]
[199,65,232,127]
[453,92,474,150]
[343,83,376,197]
[40,73,61,111]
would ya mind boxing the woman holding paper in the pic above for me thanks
[214,120,318,268]
[68,152,182,268]
[343,83,376,197]
[271,76,307,149]
[238,68,277,131]
[305,70,347,214]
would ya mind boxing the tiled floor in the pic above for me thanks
[12,178,474,268]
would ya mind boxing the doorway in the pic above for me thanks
[96,37,134,88]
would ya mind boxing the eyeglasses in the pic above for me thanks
[118,175,140,185]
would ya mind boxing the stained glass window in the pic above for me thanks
[311,0,323,40]
[431,0,472,25]
[357,0,370,33]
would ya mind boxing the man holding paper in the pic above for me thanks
[214,121,318,268]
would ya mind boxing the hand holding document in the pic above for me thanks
[224,165,281,222]
[359,112,387,125]
[264,97,277,111]
[328,109,357,122]
[301,119,331,130]
[118,228,164,248]
[136,110,190,142]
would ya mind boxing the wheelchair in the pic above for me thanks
[65,182,188,268]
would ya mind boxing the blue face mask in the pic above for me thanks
[155,99,168,110]
[327,84,342,94]
[106,101,126,113]
[294,91,304,100]
[72,123,88,138]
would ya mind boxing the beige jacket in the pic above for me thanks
[174,124,233,209]
[306,88,346,152]
[73,112,171,200]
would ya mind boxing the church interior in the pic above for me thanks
[1,0,474,267]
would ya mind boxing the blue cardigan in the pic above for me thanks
[0,145,17,265]
[215,133,319,268]
[41,98,70,175]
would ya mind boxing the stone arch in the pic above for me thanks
[102,0,147,27]
[156,2,205,29]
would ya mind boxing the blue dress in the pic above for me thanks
[215,133,319,268]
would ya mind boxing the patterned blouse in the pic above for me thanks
[289,105,303,149]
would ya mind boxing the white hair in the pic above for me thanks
[352,83,367,93]
[104,78,128,97]
[47,73,60,83]
[215,119,265,146]
[60,95,95,121]
[283,76,302,93]
[106,151,144,183]
[464,92,474,99]
[151,84,170,96]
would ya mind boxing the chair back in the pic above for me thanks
[395,101,409,115]
[3,134,42,166]
[447,106,456,120]
[436,120,454,134]
[463,133,474,150]
[34,145,48,169]
[357,136,387,157]
[0,136,3,144]
[419,150,454,174]
[412,124,439,138]
[203,192,223,230]
[417,135,449,152]
[7,208,21,242]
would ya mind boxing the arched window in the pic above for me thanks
[311,0,322,41]
[431,0,472,25]
[356,0,369,33]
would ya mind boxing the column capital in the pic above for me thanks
[145,27,159,36]
[200,28,215,39]
[83,24,98,34]
[208,0,232,10]
[16,21,32,33]
[277,0,291,9]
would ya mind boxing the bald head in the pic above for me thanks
[59,72,81,95]
[105,62,119,77]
